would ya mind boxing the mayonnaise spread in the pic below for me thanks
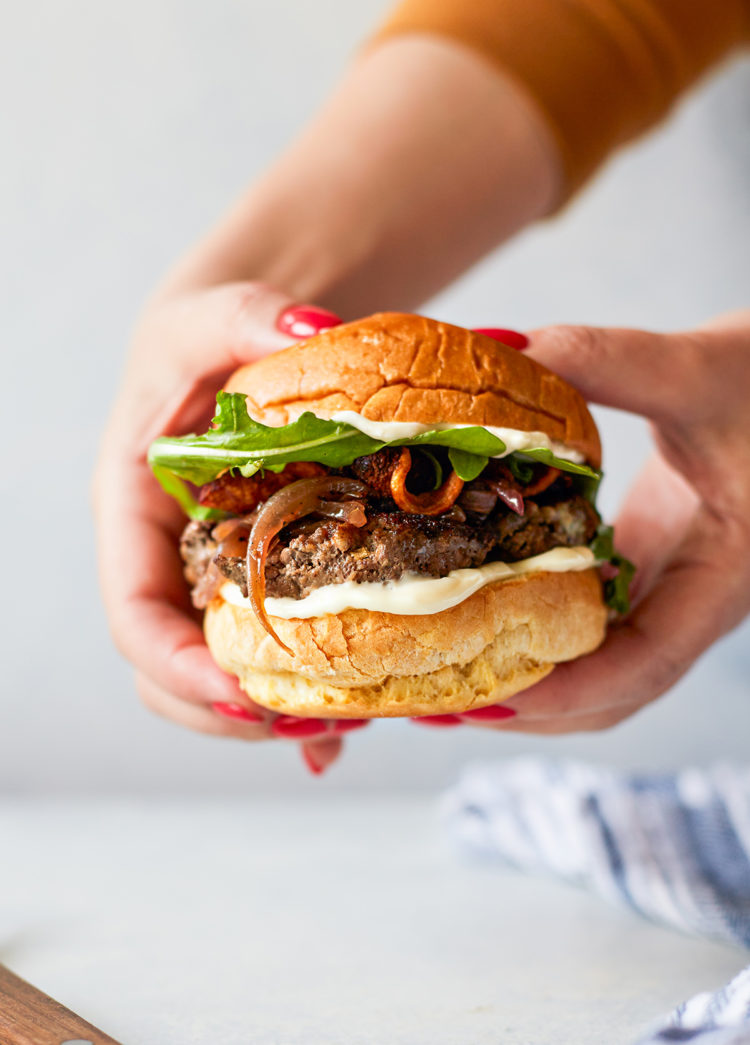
[220,546,597,620]
[321,410,585,464]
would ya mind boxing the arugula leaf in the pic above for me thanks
[148,392,603,512]
[403,426,506,457]
[447,447,488,482]
[150,465,224,521]
[148,393,379,486]
[516,447,599,479]
[590,524,636,615]
[417,448,443,490]
[578,473,603,506]
[506,456,535,484]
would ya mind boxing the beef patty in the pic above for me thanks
[181,494,599,606]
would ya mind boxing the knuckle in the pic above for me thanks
[135,673,158,711]
[107,611,141,667]
[541,324,602,365]
[225,281,267,328]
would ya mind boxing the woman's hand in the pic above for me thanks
[93,282,361,774]
[446,311,750,735]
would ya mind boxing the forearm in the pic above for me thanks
[160,36,561,315]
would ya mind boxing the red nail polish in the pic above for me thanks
[212,702,264,723]
[460,705,517,721]
[272,716,328,738]
[301,747,325,776]
[277,305,343,339]
[410,714,463,727]
[332,719,370,734]
[473,328,529,351]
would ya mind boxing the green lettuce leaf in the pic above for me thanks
[506,456,535,484]
[418,448,443,490]
[148,394,380,485]
[590,524,636,615]
[150,465,224,521]
[516,447,598,477]
[148,392,602,512]
[446,447,487,482]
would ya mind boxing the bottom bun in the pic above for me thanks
[204,568,607,718]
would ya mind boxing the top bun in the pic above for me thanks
[226,312,601,468]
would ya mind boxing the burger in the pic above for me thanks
[148,313,632,719]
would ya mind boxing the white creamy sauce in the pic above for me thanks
[220,546,597,620]
[323,410,585,464]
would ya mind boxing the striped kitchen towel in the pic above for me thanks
[443,759,750,1044]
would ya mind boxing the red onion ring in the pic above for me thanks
[489,464,525,516]
[246,477,369,653]
[459,483,498,517]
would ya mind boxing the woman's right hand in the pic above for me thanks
[93,281,361,774]
[449,310,750,736]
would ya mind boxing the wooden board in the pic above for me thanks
[0,965,123,1045]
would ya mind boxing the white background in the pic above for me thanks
[2,0,749,796]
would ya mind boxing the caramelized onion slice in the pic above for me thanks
[390,448,464,515]
[247,477,369,653]
[212,516,252,559]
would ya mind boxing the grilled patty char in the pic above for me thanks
[181,492,598,606]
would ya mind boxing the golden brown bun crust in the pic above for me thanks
[204,569,607,718]
[226,312,601,468]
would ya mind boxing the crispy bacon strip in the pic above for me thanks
[523,467,561,497]
[389,448,464,516]
[199,461,327,513]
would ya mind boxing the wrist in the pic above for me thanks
[160,36,561,315]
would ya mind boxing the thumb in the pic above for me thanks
[525,324,700,424]
[118,282,342,448]
[134,281,342,384]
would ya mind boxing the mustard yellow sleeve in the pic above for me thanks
[375,0,750,199]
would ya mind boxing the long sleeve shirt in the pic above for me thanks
[376,0,750,199]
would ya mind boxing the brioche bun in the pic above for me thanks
[226,312,601,468]
[205,569,606,718]
[207,312,606,718]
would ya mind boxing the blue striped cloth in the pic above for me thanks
[443,759,750,1044]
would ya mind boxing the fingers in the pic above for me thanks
[525,324,705,424]
[473,506,748,733]
[301,737,344,775]
[135,672,274,739]
[129,284,303,393]
[136,673,349,775]
[106,286,344,457]
[96,472,250,708]
[138,283,342,381]
[611,452,700,603]
[464,702,646,735]
[695,307,750,334]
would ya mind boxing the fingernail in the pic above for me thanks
[212,702,264,723]
[332,719,370,734]
[460,705,517,721]
[473,328,529,351]
[301,747,326,776]
[410,714,463,727]
[277,305,343,339]
[272,716,328,738]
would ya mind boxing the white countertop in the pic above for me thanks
[1,798,743,1044]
